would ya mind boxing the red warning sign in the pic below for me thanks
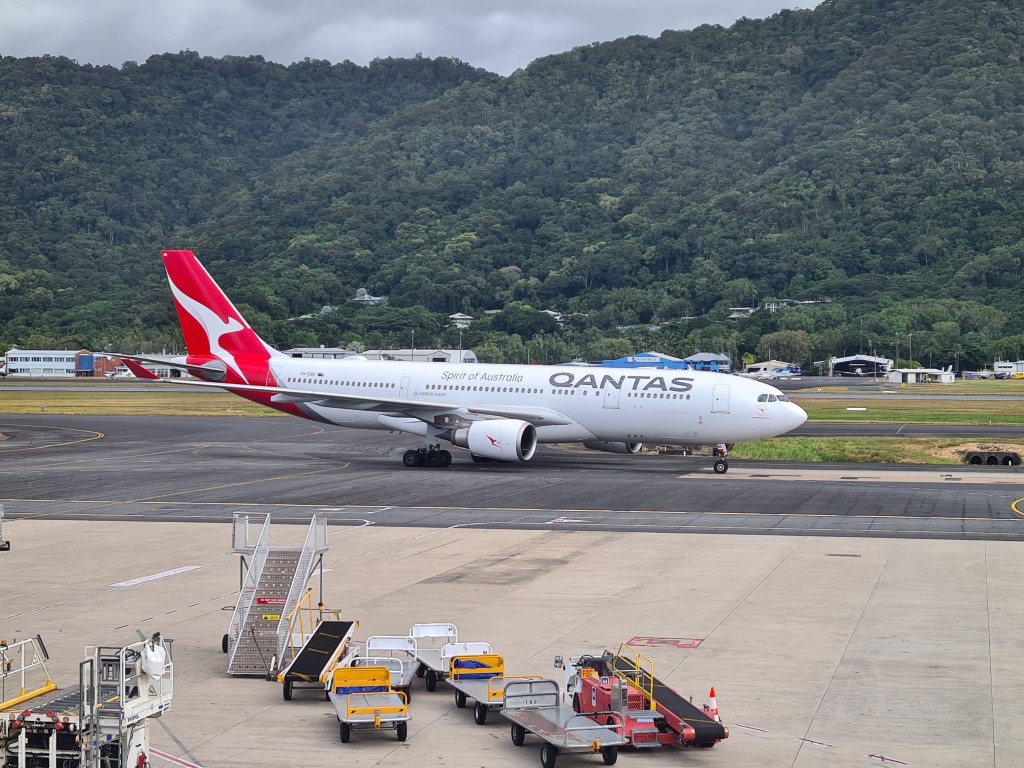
[626,637,703,649]
[257,598,286,605]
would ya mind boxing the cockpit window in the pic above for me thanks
[777,394,790,402]
[768,394,777,402]
[757,394,769,402]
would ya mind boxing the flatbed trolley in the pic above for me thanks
[501,679,626,768]
[445,654,541,725]
[408,623,491,692]
[351,635,420,701]
[328,665,410,743]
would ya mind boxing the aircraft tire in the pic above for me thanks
[439,450,452,467]
[403,449,421,468]
[713,460,728,474]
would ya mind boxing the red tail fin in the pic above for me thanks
[162,250,282,385]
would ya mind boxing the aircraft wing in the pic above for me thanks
[132,373,574,427]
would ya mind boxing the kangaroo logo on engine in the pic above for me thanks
[548,372,694,392]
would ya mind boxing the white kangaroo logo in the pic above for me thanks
[168,274,248,382]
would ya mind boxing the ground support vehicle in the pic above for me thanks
[350,635,419,701]
[277,614,357,701]
[407,623,491,692]
[501,679,626,768]
[1,633,173,768]
[328,665,410,743]
[445,654,540,725]
[0,504,9,551]
[561,645,727,750]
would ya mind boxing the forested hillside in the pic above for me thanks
[2,0,1023,370]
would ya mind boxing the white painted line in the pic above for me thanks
[151,748,204,768]
[111,565,202,587]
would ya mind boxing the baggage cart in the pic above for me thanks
[407,623,491,691]
[446,654,541,725]
[328,665,409,743]
[501,678,626,768]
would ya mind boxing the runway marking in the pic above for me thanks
[0,424,103,453]
[111,565,202,587]
[6,498,1024,525]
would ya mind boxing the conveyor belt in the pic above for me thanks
[612,656,726,744]
[284,620,354,681]
[0,686,80,716]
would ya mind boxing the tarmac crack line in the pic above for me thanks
[789,538,898,768]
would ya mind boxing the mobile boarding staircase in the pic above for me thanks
[0,503,10,551]
[224,512,329,676]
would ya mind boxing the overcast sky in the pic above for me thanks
[0,1,818,76]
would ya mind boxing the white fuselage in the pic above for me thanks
[268,358,807,446]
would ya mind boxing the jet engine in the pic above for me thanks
[582,440,643,455]
[451,419,537,462]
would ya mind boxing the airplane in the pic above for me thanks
[122,250,807,473]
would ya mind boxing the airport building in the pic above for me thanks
[3,349,92,377]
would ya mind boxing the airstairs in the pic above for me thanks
[225,512,328,676]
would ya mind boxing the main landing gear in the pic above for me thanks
[402,448,452,468]
[712,443,731,474]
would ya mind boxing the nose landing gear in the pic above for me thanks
[712,444,730,474]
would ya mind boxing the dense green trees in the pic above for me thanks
[2,0,1024,371]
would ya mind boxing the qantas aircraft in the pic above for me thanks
[124,250,807,472]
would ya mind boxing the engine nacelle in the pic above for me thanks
[452,419,537,462]
[582,441,643,455]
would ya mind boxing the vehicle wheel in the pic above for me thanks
[511,723,526,746]
[540,743,558,768]
[221,633,229,654]
[282,680,292,701]
[340,721,351,743]
[396,721,408,742]
[439,450,452,467]
[425,669,437,692]
[602,745,618,765]
[713,459,728,474]
[455,689,467,709]
[403,449,420,468]
[416,664,426,678]
[571,693,580,713]
[474,701,488,725]
[697,741,716,749]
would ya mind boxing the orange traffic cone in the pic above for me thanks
[709,686,720,722]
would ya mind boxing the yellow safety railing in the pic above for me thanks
[611,643,655,709]
[277,589,347,681]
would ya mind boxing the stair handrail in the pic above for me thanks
[226,513,272,671]
[274,513,328,664]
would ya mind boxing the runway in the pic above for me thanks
[1,416,1022,540]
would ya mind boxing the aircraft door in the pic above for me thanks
[712,383,730,413]
[603,386,622,409]
[400,375,411,399]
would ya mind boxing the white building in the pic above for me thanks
[887,368,956,385]
[361,349,478,363]
[4,349,86,377]
[448,313,474,329]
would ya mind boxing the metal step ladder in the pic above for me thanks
[226,512,328,676]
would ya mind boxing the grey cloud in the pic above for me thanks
[0,0,816,74]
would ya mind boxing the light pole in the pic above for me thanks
[895,332,900,368]
[907,333,913,368]
[410,329,415,362]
